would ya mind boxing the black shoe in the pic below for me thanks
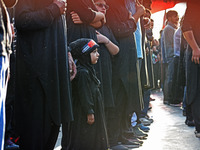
[185,120,195,127]
[163,101,169,105]
[119,137,140,146]
[182,110,186,116]
[110,144,129,150]
[5,139,19,150]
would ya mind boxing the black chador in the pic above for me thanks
[68,38,108,150]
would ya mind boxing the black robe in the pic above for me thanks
[68,65,108,150]
[95,25,118,108]
[107,0,143,114]
[67,0,98,44]
[15,0,73,149]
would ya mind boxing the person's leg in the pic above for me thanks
[166,58,175,104]
[163,63,169,104]
[0,56,9,150]
[191,73,200,133]
[44,121,60,150]
[140,89,150,118]
[191,99,200,133]
[109,80,126,146]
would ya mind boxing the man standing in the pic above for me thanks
[162,10,179,105]
[15,0,75,149]
[182,0,200,138]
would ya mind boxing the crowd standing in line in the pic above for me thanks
[0,0,200,150]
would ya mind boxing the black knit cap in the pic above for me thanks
[69,38,99,60]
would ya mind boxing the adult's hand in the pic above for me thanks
[68,52,77,81]
[192,48,200,64]
[96,31,109,44]
[70,11,83,24]
[53,0,66,14]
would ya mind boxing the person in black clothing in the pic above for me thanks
[15,0,75,149]
[106,0,145,149]
[67,38,108,150]
[182,0,200,138]
[67,0,106,44]
[62,1,106,148]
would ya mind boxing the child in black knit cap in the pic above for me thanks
[67,38,108,150]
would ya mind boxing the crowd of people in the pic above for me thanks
[0,0,200,150]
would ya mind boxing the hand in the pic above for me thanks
[87,114,95,125]
[146,47,149,55]
[53,0,66,14]
[128,11,133,20]
[101,14,106,25]
[143,17,151,29]
[96,31,109,44]
[68,52,77,81]
[135,2,145,17]
[10,23,15,40]
[70,11,83,24]
[192,48,200,64]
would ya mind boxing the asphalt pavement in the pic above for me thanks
[54,89,200,150]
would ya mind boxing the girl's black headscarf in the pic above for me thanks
[69,38,99,78]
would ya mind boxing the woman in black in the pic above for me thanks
[67,38,108,150]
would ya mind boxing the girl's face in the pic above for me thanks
[94,0,109,15]
[90,48,99,64]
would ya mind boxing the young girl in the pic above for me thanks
[67,38,108,150]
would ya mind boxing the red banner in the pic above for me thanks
[151,0,186,13]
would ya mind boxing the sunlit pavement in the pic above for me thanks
[54,89,200,150]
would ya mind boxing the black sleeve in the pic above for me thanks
[77,70,95,114]
[106,3,137,38]
[69,0,96,24]
[107,13,136,38]
[15,0,60,31]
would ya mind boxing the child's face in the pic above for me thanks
[90,48,99,64]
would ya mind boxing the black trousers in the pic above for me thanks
[191,97,200,132]
[107,80,128,146]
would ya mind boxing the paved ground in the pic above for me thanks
[54,89,200,150]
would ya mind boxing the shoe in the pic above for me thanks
[137,123,150,132]
[124,144,140,149]
[127,137,144,145]
[163,101,169,105]
[169,103,182,107]
[123,133,144,145]
[185,120,195,127]
[195,131,200,138]
[119,136,140,145]
[145,116,154,123]
[5,139,19,150]
[182,110,186,116]
[132,127,148,139]
[110,144,129,150]
[139,118,151,126]
[150,97,155,101]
